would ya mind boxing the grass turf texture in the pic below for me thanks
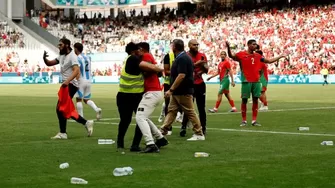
[1,84,335,188]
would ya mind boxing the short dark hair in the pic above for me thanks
[125,42,139,55]
[138,42,150,52]
[173,39,184,51]
[255,44,263,55]
[247,39,256,45]
[74,43,84,53]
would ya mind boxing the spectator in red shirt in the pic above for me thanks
[181,39,208,136]
[135,42,168,153]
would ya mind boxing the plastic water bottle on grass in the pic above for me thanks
[98,139,115,144]
[113,167,133,176]
[194,152,210,157]
[59,162,69,169]
[321,141,333,146]
[71,177,88,184]
[298,127,309,131]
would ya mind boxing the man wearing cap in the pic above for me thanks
[43,38,94,139]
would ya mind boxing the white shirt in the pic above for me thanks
[56,50,79,87]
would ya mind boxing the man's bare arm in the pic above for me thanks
[43,51,59,66]
[169,74,185,91]
[263,55,288,64]
[226,41,239,61]
[139,61,163,73]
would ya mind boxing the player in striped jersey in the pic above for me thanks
[74,43,102,120]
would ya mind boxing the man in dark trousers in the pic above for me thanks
[43,38,94,139]
[116,42,164,152]
[160,39,205,141]
[180,39,208,136]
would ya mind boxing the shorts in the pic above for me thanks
[218,79,230,94]
[75,81,91,99]
[241,82,261,99]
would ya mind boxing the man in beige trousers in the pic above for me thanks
[160,39,205,141]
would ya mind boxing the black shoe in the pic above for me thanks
[180,128,186,137]
[155,137,169,148]
[140,144,160,153]
[130,146,142,152]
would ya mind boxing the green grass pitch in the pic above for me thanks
[1,84,335,188]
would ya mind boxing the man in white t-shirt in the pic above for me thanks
[43,38,94,140]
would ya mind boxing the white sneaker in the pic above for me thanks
[96,108,102,120]
[51,132,68,140]
[187,134,205,141]
[259,106,268,111]
[176,116,183,123]
[158,114,164,123]
[85,120,94,137]
[167,131,172,136]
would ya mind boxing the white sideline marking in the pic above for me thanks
[93,121,335,137]
[94,106,335,121]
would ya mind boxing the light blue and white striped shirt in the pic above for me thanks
[78,54,92,82]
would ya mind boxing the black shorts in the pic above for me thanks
[324,75,328,79]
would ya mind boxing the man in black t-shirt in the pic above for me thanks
[116,42,164,152]
[160,39,205,141]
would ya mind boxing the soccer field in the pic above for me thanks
[1,84,335,188]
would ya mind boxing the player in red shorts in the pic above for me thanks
[226,40,288,127]
[207,51,237,113]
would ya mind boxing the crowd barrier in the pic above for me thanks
[0,73,331,84]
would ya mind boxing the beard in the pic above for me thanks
[59,48,67,55]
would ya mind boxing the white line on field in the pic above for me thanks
[93,121,335,137]
[96,106,335,121]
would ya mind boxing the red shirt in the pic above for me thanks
[218,59,231,81]
[142,53,161,92]
[236,51,264,82]
[188,52,207,85]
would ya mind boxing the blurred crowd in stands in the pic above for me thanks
[2,3,335,76]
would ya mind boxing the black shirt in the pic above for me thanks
[125,55,141,75]
[170,52,194,95]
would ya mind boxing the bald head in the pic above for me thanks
[188,39,199,53]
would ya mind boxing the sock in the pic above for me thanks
[76,102,84,117]
[241,103,247,121]
[263,100,268,106]
[252,102,258,122]
[87,100,99,112]
[176,112,181,119]
[260,95,268,106]
[77,115,87,125]
[161,102,166,116]
[229,100,235,108]
[71,115,87,125]
[215,100,221,109]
